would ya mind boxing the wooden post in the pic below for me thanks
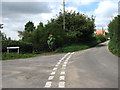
[63,0,65,31]
[7,49,9,53]
[18,48,19,54]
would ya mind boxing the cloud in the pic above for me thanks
[2,2,63,40]
[1,0,119,40]
[2,2,51,18]
[94,0,118,30]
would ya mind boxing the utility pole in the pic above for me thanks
[63,0,65,31]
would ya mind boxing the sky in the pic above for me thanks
[1,0,119,40]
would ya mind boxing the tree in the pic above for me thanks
[18,21,35,43]
[55,11,95,41]
[108,15,120,56]
[25,21,35,32]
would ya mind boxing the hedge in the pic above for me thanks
[2,40,33,53]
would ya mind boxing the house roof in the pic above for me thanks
[95,30,105,34]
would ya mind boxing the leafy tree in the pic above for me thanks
[55,11,95,41]
[18,21,35,43]
[25,21,35,32]
[108,15,120,56]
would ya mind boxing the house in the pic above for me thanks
[94,30,106,36]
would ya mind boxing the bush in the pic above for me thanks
[108,15,120,57]
[96,34,106,43]
[45,22,67,48]
[2,40,33,53]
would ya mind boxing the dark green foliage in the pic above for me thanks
[55,11,95,41]
[25,21,35,32]
[31,28,48,53]
[2,40,33,53]
[108,15,120,57]
[56,39,98,53]
[45,22,66,48]
[2,53,36,60]
[96,34,107,43]
[17,11,96,53]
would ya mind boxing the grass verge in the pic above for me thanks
[2,53,37,60]
[108,40,120,57]
[56,40,100,53]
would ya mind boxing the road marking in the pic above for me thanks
[63,64,66,67]
[64,62,67,64]
[62,66,66,69]
[61,53,70,61]
[48,76,54,80]
[53,68,57,71]
[51,72,56,75]
[60,76,65,80]
[55,64,59,67]
[45,81,52,88]
[59,82,65,88]
[57,62,61,65]
[59,60,62,62]
[44,52,73,88]
[60,71,65,75]
[71,52,75,54]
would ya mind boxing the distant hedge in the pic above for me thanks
[108,15,120,57]
[96,34,107,43]
[2,40,33,53]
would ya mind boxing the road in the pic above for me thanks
[2,41,118,88]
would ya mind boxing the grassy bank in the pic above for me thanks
[56,40,100,53]
[108,40,120,57]
[2,53,37,60]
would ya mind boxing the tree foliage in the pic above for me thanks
[18,11,96,53]
[55,11,95,41]
[108,15,120,56]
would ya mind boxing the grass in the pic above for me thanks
[2,39,107,60]
[2,53,37,60]
[108,40,120,57]
[56,40,99,53]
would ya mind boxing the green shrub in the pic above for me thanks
[108,15,120,57]
[2,53,36,60]
[96,34,106,43]
[45,22,66,48]
[2,40,33,53]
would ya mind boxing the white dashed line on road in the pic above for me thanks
[58,82,65,88]
[60,71,65,75]
[57,62,61,65]
[45,82,52,88]
[60,76,65,80]
[51,72,56,75]
[64,62,67,64]
[63,64,67,67]
[53,68,57,71]
[48,76,54,80]
[55,64,59,67]
[44,52,75,88]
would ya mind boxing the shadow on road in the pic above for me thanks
[95,43,107,48]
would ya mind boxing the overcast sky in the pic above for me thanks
[1,0,119,40]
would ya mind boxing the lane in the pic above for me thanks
[66,41,118,88]
[2,53,66,88]
[45,52,74,88]
[2,41,118,88]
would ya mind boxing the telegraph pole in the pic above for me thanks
[63,0,65,31]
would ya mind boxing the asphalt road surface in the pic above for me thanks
[2,41,118,88]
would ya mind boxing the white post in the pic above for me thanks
[7,49,9,53]
[18,48,19,54]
